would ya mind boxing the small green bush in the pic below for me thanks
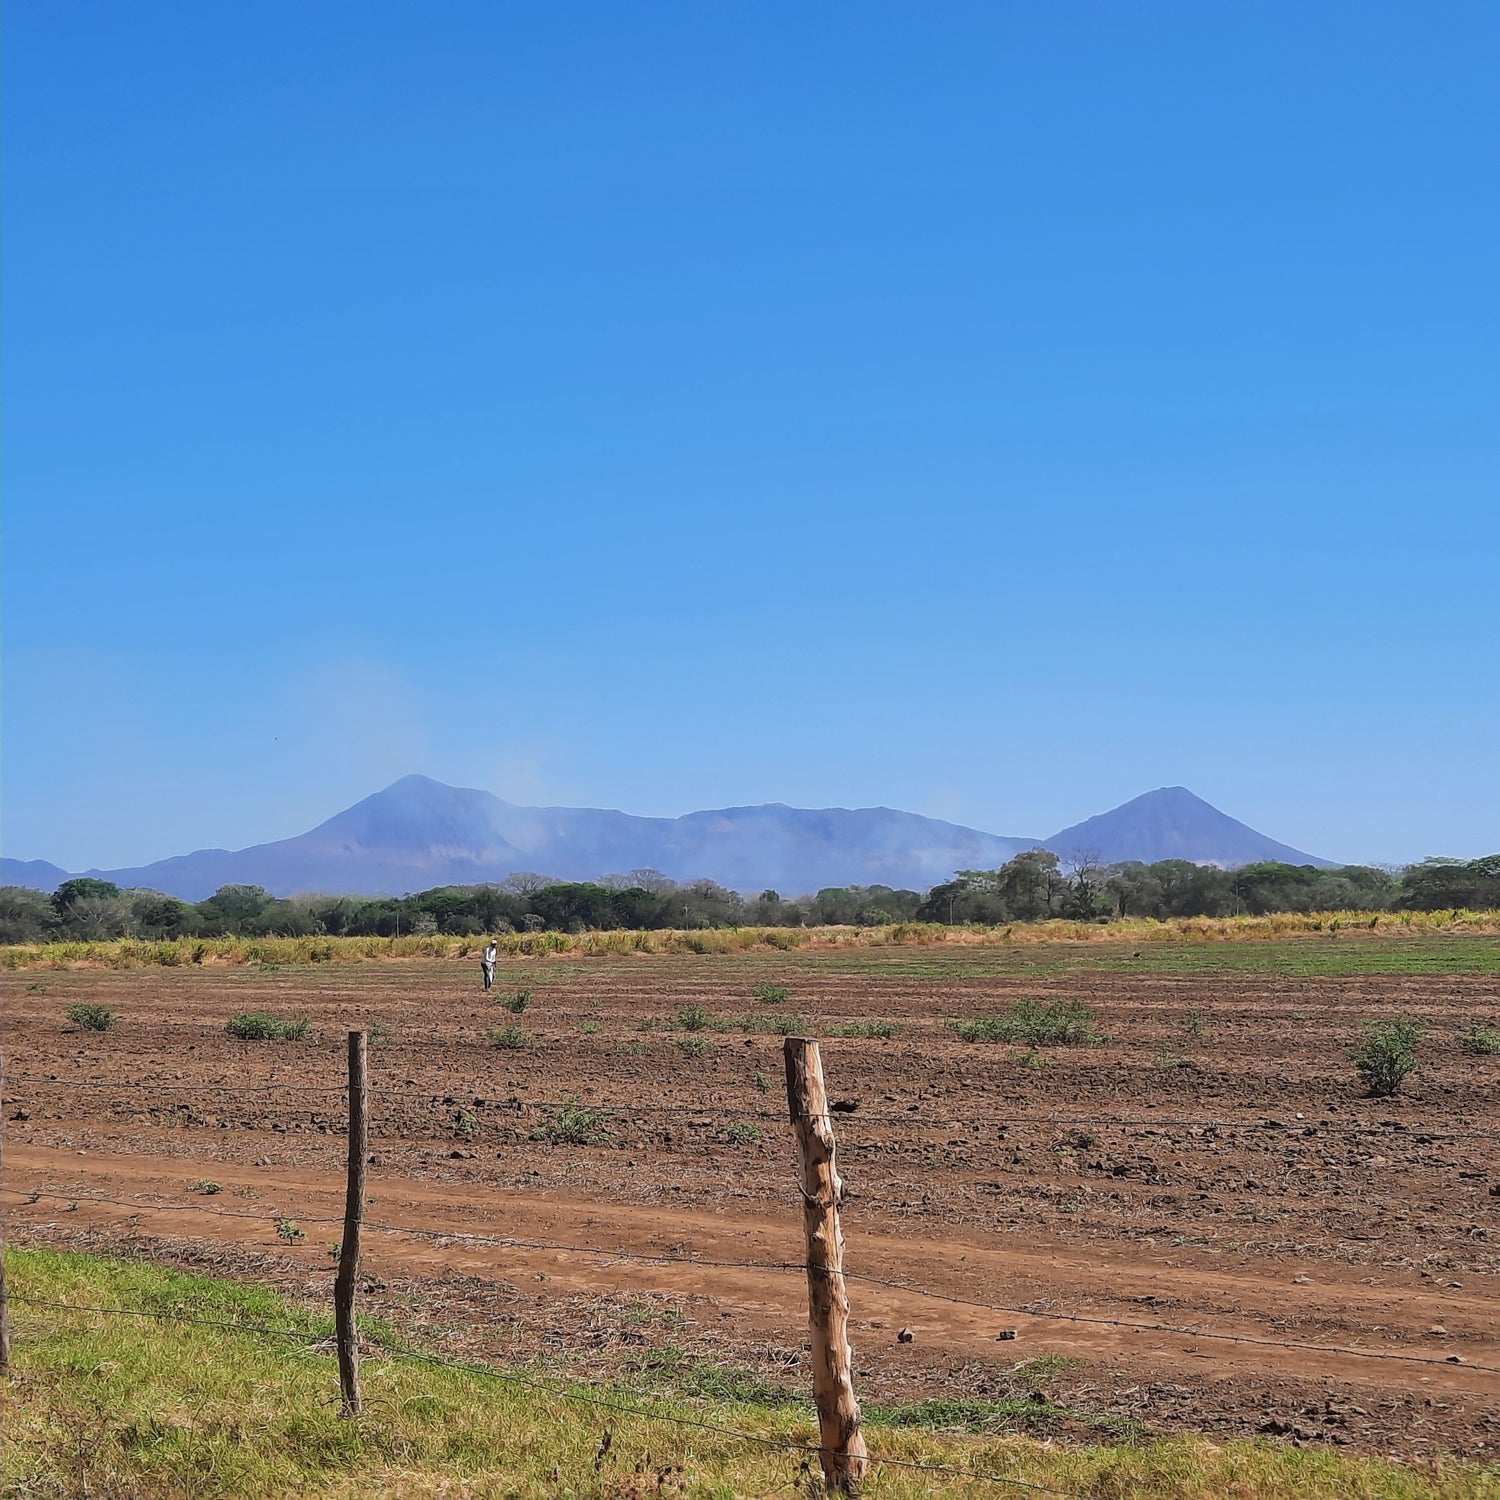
[225,1013,310,1041]
[674,1036,710,1059]
[950,998,1099,1046]
[676,1004,710,1032]
[65,1003,117,1033]
[187,1180,222,1195]
[1458,1023,1500,1056]
[501,989,531,1014]
[275,1217,306,1244]
[487,1025,529,1050]
[534,1096,612,1146]
[721,1122,762,1144]
[1351,1016,1422,1097]
[752,984,790,1005]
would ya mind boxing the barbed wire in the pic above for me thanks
[7,1076,351,1097]
[8,1292,1105,1499]
[8,1075,1494,1140]
[10,1187,1495,1373]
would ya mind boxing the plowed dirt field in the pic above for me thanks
[5,934,1498,1457]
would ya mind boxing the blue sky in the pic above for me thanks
[4,2,1497,871]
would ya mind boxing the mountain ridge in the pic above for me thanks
[1,776,1331,899]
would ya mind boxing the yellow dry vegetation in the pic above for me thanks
[3,907,1497,970]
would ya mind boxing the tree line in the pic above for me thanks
[0,851,1495,944]
[916,849,1499,924]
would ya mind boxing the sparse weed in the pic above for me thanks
[721,1122,762,1145]
[368,1021,392,1045]
[501,988,531,1014]
[1351,1016,1422,1097]
[1152,1042,1191,1070]
[828,1019,899,1040]
[327,1242,342,1260]
[1012,1048,1050,1069]
[753,1070,771,1093]
[534,1096,612,1145]
[723,1012,808,1036]
[1180,1009,1210,1038]
[674,1036,710,1059]
[65,1002,117,1033]
[454,1111,480,1139]
[187,1180,222,1196]
[753,984,790,1005]
[676,1004,710,1032]
[274,1218,306,1244]
[1458,1023,1500,1056]
[950,998,1099,1046]
[226,1013,310,1042]
[487,1025,528,1050]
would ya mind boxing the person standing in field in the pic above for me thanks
[481,938,498,992]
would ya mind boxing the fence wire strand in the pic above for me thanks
[8,1074,1495,1141]
[7,1186,1495,1374]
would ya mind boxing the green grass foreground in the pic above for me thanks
[2,1251,1496,1499]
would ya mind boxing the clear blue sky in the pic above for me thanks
[4,2,1497,871]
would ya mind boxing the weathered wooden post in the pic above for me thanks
[335,1030,368,1415]
[783,1036,867,1495]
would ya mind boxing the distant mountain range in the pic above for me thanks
[0,776,1331,900]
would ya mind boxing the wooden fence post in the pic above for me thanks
[784,1036,867,1495]
[0,1040,11,1376]
[335,1030,368,1416]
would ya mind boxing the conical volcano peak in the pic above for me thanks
[1045,788,1328,867]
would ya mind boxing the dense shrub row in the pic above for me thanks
[1,849,1495,945]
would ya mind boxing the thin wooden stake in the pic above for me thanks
[0,1040,11,1376]
[784,1036,867,1495]
[335,1030,368,1416]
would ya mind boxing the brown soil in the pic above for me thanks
[4,942,1498,1458]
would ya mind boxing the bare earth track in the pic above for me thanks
[5,934,1498,1459]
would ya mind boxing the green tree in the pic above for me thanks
[129,890,198,937]
[52,877,122,918]
[195,885,277,935]
[0,885,55,943]
[998,849,1063,921]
